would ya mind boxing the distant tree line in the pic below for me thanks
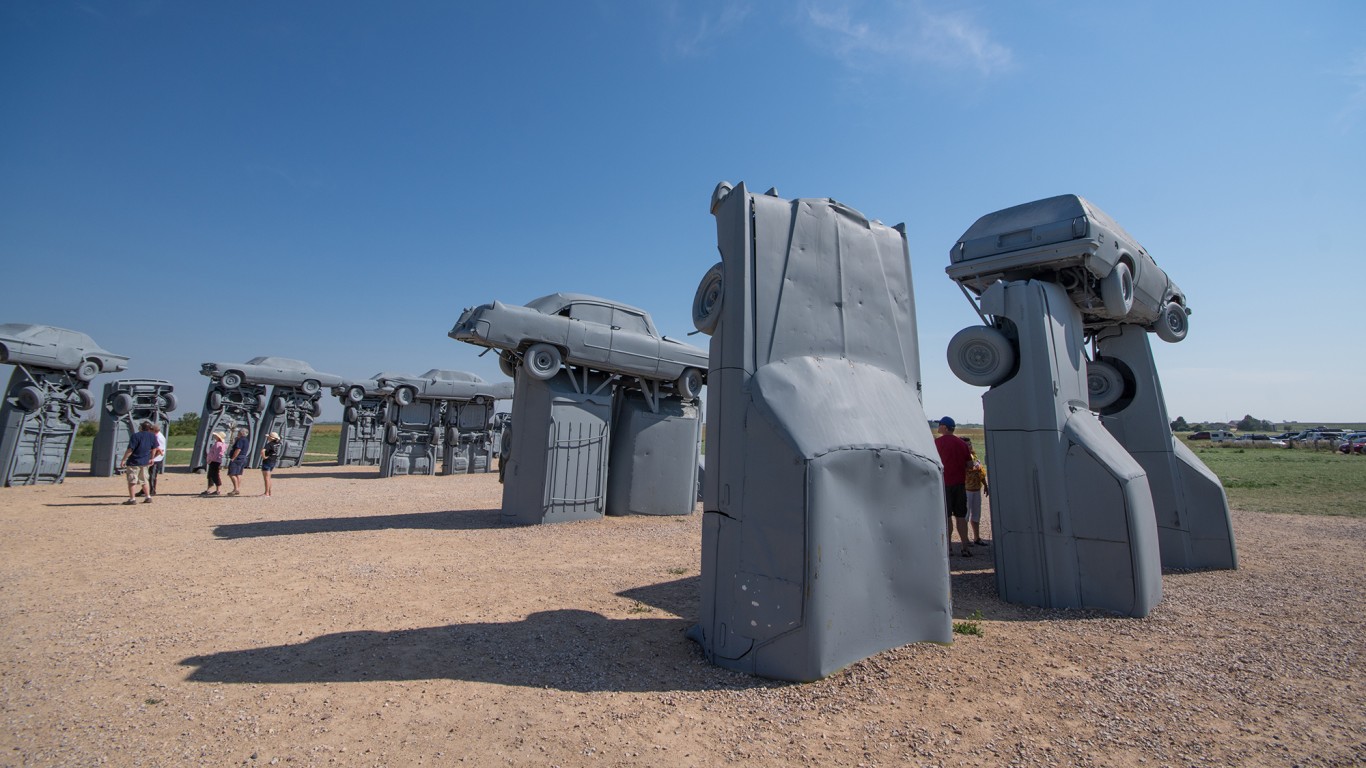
[1170,414,1276,432]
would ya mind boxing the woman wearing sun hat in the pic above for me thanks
[260,432,283,497]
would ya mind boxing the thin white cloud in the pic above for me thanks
[663,2,753,59]
[804,0,1012,78]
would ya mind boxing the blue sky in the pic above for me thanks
[2,0,1363,424]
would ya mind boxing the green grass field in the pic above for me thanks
[65,425,1366,518]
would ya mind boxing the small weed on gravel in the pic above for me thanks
[953,610,984,636]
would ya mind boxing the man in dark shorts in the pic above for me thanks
[121,421,158,505]
[226,428,250,496]
[934,416,973,557]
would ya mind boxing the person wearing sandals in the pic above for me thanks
[226,428,250,495]
[260,432,282,496]
[121,421,158,505]
[934,416,974,557]
[201,432,227,496]
[963,438,989,546]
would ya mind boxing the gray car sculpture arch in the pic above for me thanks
[944,194,1236,618]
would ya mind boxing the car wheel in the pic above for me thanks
[161,392,177,412]
[692,262,724,336]
[221,371,243,390]
[1154,301,1188,343]
[208,390,223,410]
[524,343,562,380]
[271,396,287,415]
[76,360,99,382]
[675,368,704,400]
[385,424,399,445]
[311,399,323,418]
[446,426,459,445]
[1101,261,1135,319]
[498,352,517,378]
[17,386,44,412]
[344,405,358,424]
[111,392,134,416]
[1087,359,1128,411]
[75,388,94,411]
[346,386,365,404]
[394,386,415,407]
[946,326,1016,387]
[253,394,268,414]
[301,379,321,396]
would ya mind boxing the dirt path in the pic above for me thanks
[1,464,1362,767]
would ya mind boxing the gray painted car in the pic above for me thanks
[946,194,1190,342]
[0,323,130,381]
[450,293,708,398]
[376,369,514,407]
[199,356,344,395]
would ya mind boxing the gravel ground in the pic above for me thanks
[0,463,1362,767]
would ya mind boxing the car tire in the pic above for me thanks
[344,405,358,424]
[498,352,517,379]
[17,386,44,412]
[946,326,1016,387]
[692,262,724,336]
[1101,261,1135,319]
[208,390,223,410]
[221,371,243,390]
[161,392,177,413]
[446,426,459,445]
[394,386,415,407]
[1087,359,1127,411]
[111,392,134,416]
[524,343,561,380]
[301,379,321,396]
[75,388,94,411]
[1155,301,1188,343]
[675,368,704,400]
[346,386,365,404]
[385,424,399,445]
[271,396,287,415]
[310,399,324,418]
[76,360,99,382]
[253,394,268,414]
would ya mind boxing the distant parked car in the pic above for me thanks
[1336,433,1366,454]
[199,356,344,395]
[1189,431,1212,441]
[0,323,129,381]
[1209,431,1237,443]
[450,293,708,398]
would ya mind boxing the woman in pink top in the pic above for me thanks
[201,432,227,496]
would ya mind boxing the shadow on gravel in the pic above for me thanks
[212,508,505,539]
[617,576,699,618]
[179,609,770,692]
[270,468,381,480]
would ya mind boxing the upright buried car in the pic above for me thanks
[450,293,707,398]
[0,323,130,381]
[946,194,1190,342]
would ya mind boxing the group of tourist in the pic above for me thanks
[934,416,989,558]
[119,424,283,501]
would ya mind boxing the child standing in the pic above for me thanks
[963,439,989,546]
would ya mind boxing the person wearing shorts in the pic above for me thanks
[963,437,989,546]
[934,416,973,557]
[121,421,158,505]
[226,428,250,496]
[259,431,282,497]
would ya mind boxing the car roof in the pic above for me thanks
[245,356,315,370]
[419,369,483,383]
[0,323,98,348]
[524,292,651,318]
